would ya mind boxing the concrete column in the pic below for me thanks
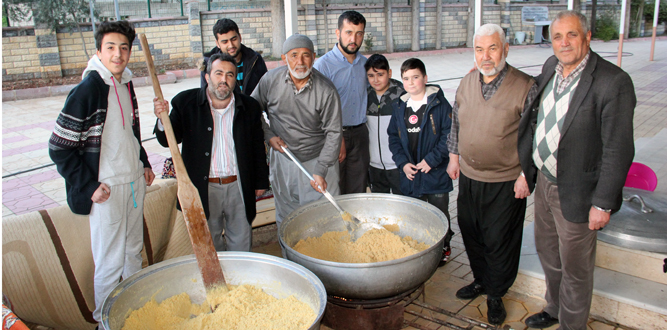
[32,4,63,78]
[466,0,476,47]
[302,0,319,52]
[285,0,298,36]
[187,0,202,63]
[419,0,426,49]
[385,0,394,53]
[411,0,419,51]
[499,0,511,40]
[271,0,286,58]
[436,0,442,50]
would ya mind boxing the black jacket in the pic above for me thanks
[388,85,453,197]
[518,51,635,222]
[154,88,270,224]
[200,44,268,96]
[49,71,150,215]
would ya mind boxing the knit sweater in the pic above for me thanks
[49,55,150,215]
[456,65,533,182]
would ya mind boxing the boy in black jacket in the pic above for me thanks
[387,58,455,267]
[48,21,154,323]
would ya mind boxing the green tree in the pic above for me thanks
[6,0,98,59]
[3,1,33,27]
[644,0,667,24]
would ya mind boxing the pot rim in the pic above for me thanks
[279,193,448,268]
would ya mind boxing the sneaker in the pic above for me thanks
[438,243,452,267]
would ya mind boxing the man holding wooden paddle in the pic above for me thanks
[251,34,343,229]
[153,53,270,252]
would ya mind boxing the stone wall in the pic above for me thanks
[2,28,39,81]
[201,9,274,57]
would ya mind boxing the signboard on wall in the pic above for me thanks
[522,6,549,22]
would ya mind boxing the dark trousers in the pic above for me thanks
[457,172,526,298]
[418,193,454,245]
[339,124,370,194]
[534,171,596,330]
[368,166,402,194]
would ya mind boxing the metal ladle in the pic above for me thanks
[282,146,385,240]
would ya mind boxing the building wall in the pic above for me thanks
[0,2,644,81]
[2,29,40,80]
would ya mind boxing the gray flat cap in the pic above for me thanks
[283,34,314,54]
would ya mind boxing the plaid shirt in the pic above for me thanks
[447,64,539,154]
[555,51,590,94]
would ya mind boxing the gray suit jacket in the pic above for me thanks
[518,51,636,223]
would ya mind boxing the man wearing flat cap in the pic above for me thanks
[251,34,343,229]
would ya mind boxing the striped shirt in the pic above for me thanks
[207,91,237,177]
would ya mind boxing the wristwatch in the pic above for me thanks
[593,205,612,213]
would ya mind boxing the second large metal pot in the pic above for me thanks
[279,193,448,299]
[101,252,327,330]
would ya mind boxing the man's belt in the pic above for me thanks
[208,175,237,184]
[342,123,365,131]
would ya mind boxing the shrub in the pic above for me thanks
[596,12,619,41]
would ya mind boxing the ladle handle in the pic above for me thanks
[622,194,654,214]
[282,146,346,215]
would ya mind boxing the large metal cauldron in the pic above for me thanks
[600,187,667,253]
[101,252,327,330]
[279,193,448,300]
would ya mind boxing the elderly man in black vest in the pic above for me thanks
[446,23,539,325]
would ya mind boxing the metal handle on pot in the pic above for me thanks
[282,146,345,215]
[622,194,654,214]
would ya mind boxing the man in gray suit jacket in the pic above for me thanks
[518,11,635,330]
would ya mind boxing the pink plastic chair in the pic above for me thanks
[624,162,658,191]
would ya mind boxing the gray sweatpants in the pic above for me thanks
[207,181,251,252]
[269,148,340,229]
[89,176,145,322]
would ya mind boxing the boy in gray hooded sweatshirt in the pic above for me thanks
[48,21,154,323]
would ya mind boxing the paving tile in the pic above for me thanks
[450,263,471,278]
[458,304,483,320]
[469,295,485,308]
[588,321,616,330]
[21,170,61,185]
[504,298,529,323]
[3,205,15,217]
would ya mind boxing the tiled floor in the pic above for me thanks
[3,37,666,330]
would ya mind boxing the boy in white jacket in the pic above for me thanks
[49,21,154,324]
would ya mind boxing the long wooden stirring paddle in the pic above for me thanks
[139,34,227,294]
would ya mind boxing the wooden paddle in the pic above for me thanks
[139,34,227,293]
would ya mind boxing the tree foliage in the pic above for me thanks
[8,0,98,59]
[3,0,33,27]
[643,0,667,24]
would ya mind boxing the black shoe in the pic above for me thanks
[525,311,559,329]
[487,297,507,325]
[455,281,486,300]
[438,243,452,267]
